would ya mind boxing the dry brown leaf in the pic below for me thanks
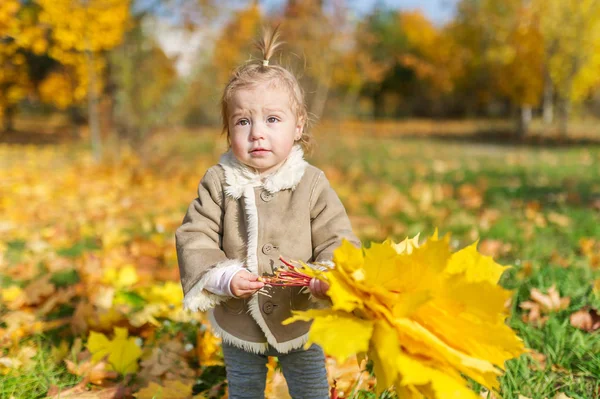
[530,286,570,311]
[65,358,119,385]
[529,350,547,370]
[22,274,56,306]
[569,307,600,332]
[458,183,483,209]
[520,285,570,325]
[549,251,570,268]
[38,286,78,316]
[554,393,574,399]
[479,390,499,399]
[547,212,571,227]
[478,208,501,230]
[516,260,534,280]
[138,341,196,384]
[479,239,511,258]
[46,381,127,399]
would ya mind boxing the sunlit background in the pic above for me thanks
[2,1,600,398]
[2,0,600,148]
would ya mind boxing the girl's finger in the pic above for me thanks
[245,280,264,290]
[309,278,316,293]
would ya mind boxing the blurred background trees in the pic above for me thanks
[3,0,600,156]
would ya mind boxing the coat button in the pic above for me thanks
[262,244,274,254]
[263,301,274,314]
[260,191,274,202]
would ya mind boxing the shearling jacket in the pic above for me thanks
[176,145,360,354]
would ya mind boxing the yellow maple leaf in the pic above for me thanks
[87,327,142,374]
[102,265,139,288]
[134,380,192,399]
[390,233,420,254]
[445,242,510,284]
[284,309,374,364]
[1,286,22,303]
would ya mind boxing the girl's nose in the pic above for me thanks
[250,124,265,140]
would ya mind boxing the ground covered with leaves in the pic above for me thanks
[1,128,600,398]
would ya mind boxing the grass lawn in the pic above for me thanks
[1,126,600,398]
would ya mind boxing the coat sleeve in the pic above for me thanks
[309,171,361,264]
[176,168,245,312]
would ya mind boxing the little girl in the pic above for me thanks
[176,27,360,399]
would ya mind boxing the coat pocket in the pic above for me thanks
[223,297,246,314]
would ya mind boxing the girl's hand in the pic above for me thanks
[309,278,329,300]
[230,269,265,298]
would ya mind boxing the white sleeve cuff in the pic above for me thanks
[203,263,245,296]
[183,259,244,312]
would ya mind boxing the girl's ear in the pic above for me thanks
[294,117,305,141]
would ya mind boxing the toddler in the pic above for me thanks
[176,27,360,399]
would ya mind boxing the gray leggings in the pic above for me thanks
[222,341,329,399]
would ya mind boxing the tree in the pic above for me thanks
[536,0,600,136]
[212,2,262,90]
[109,19,178,149]
[36,0,130,159]
[0,1,31,132]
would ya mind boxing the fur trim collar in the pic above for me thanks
[218,145,308,199]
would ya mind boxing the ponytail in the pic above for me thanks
[256,25,283,67]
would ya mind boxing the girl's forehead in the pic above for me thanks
[228,82,293,110]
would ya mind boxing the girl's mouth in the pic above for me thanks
[250,148,270,153]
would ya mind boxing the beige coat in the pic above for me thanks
[176,146,359,354]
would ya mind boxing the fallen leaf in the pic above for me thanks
[547,212,571,227]
[138,341,195,384]
[87,327,143,375]
[45,381,127,399]
[65,357,119,385]
[196,329,222,367]
[458,183,483,209]
[479,389,499,399]
[478,239,511,258]
[134,380,192,399]
[520,285,570,325]
[569,307,600,332]
[22,275,56,306]
[528,350,547,370]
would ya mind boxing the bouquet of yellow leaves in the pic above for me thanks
[281,232,525,398]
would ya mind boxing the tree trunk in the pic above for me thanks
[2,106,15,132]
[85,49,102,161]
[559,97,570,137]
[68,106,82,139]
[309,73,331,123]
[542,70,554,125]
[517,105,532,138]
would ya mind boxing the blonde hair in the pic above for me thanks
[220,26,312,153]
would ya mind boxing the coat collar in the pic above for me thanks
[218,145,308,199]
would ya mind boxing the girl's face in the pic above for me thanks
[227,81,303,176]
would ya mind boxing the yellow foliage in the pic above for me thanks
[38,71,75,109]
[103,264,139,288]
[537,0,600,102]
[285,233,524,397]
[212,2,261,87]
[134,380,192,399]
[87,327,143,374]
[37,0,130,53]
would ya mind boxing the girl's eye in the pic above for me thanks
[267,117,279,123]
[236,119,249,126]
